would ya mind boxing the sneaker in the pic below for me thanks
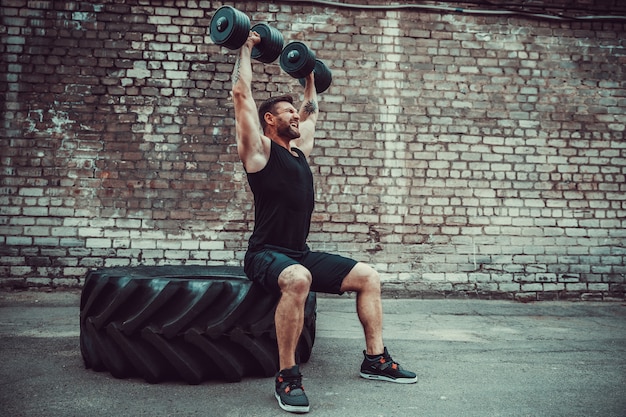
[359,347,417,384]
[275,365,310,414]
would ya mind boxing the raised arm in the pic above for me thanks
[292,72,318,158]
[232,32,270,173]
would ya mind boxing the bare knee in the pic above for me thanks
[341,263,381,293]
[278,264,312,300]
[362,267,381,293]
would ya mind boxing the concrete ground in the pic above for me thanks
[0,290,625,417]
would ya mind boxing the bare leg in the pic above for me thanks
[340,262,385,355]
[275,264,312,370]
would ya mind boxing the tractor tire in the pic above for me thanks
[79,265,316,384]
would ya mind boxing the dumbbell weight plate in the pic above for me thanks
[251,23,284,64]
[210,5,251,50]
[299,59,332,94]
[280,41,317,79]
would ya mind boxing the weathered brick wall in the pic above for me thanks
[1,1,625,300]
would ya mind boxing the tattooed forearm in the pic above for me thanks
[303,100,318,115]
[232,54,242,85]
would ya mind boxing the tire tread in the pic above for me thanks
[79,266,316,384]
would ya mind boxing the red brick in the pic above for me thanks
[1,1,625,299]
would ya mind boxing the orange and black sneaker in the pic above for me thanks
[359,347,417,384]
[275,365,310,414]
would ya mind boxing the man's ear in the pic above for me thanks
[264,112,275,127]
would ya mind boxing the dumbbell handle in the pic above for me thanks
[210,6,283,63]
[286,50,301,63]
[215,16,229,32]
[298,59,332,94]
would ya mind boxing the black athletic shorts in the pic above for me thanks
[244,245,358,296]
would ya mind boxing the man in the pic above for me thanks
[231,31,417,414]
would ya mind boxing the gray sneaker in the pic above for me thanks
[275,365,310,413]
[360,347,417,384]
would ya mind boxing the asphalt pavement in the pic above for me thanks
[0,290,625,417]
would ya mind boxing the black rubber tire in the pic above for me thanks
[79,265,316,384]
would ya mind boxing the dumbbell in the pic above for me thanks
[280,42,332,94]
[209,6,284,64]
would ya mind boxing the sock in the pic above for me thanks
[280,365,300,375]
[365,352,383,360]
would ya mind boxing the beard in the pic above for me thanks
[277,123,300,140]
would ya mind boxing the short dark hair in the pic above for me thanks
[258,95,294,131]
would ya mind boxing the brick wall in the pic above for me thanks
[1,0,625,300]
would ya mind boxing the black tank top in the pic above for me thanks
[246,141,314,252]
